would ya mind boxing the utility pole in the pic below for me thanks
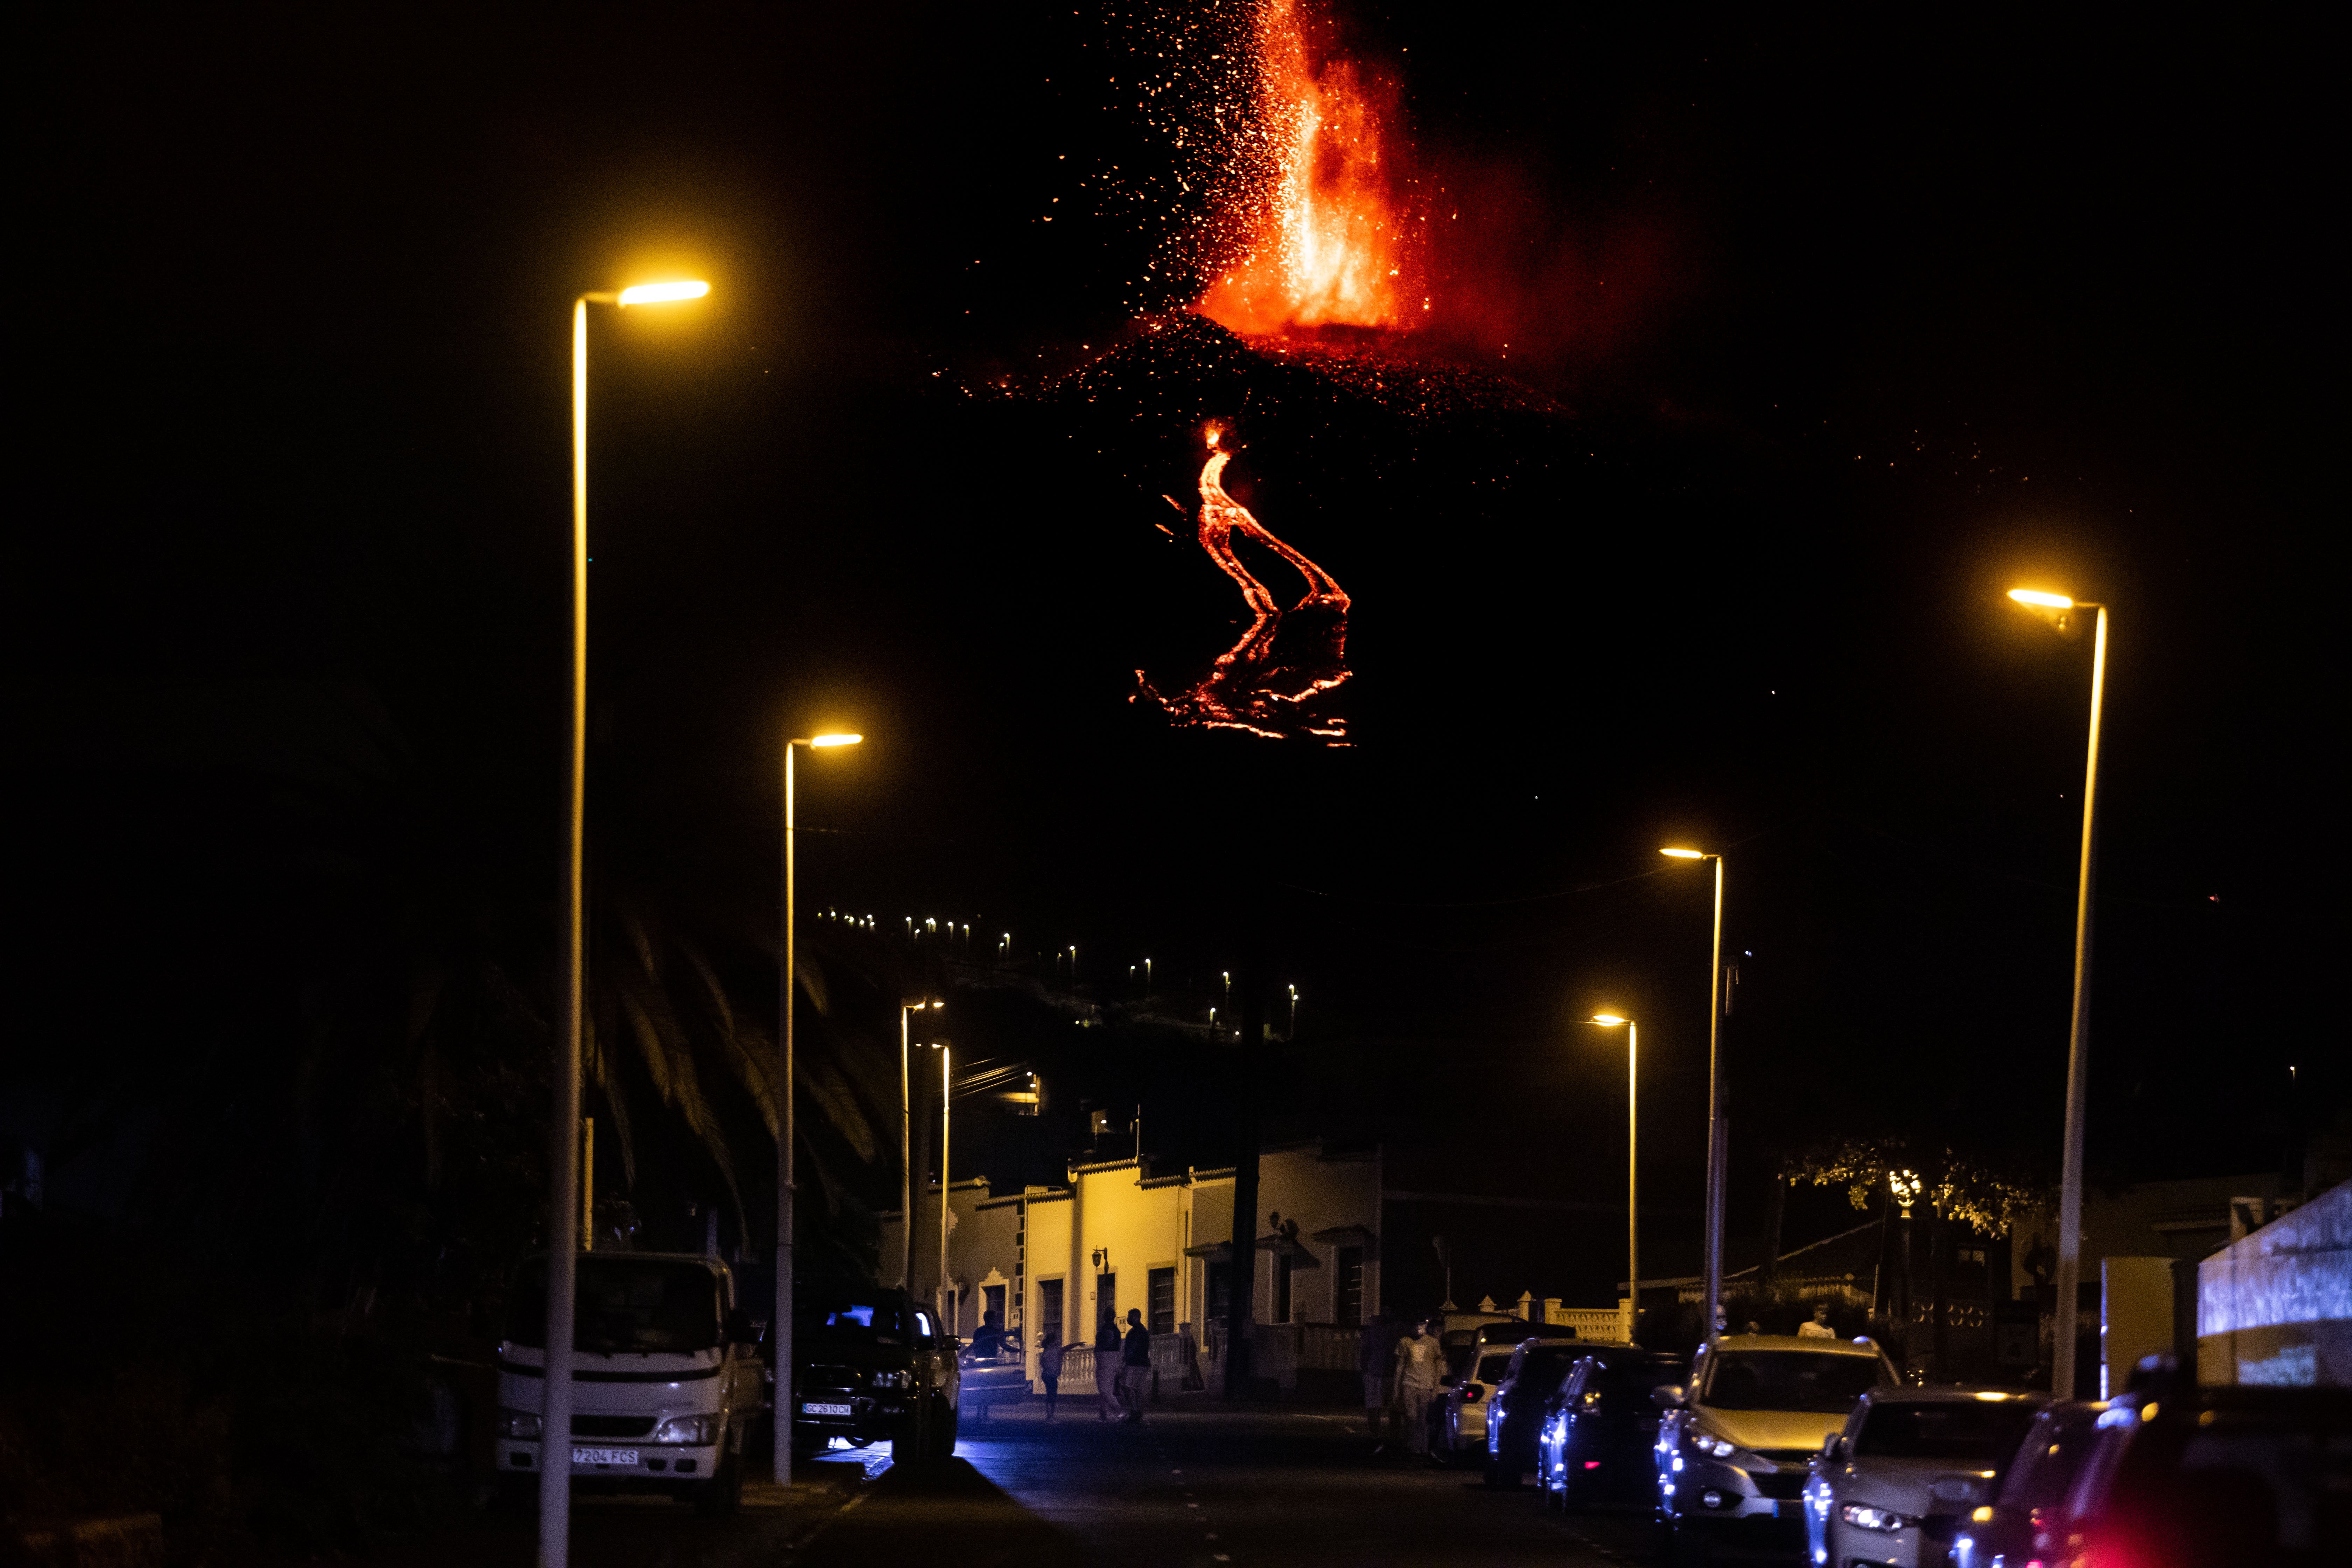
[1222,962,1265,1399]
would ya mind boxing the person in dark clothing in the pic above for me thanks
[1038,1331,1065,1418]
[1120,1309,1153,1423]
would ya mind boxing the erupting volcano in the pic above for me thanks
[1196,0,1410,334]
[1136,427,1351,743]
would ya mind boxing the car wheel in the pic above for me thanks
[932,1398,960,1458]
[892,1404,930,1464]
[1665,1513,1713,1566]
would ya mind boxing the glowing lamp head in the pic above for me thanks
[617,280,710,306]
[1590,1014,1630,1027]
[810,733,862,748]
[1660,847,1705,860]
[2008,588,2073,609]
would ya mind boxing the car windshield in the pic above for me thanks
[798,1295,906,1345]
[1512,1348,1581,1390]
[505,1258,720,1353]
[1856,1400,2043,1462]
[1476,1354,1513,1383]
[1603,1358,1690,1396]
[1702,1351,1885,1413]
[1998,1413,2098,1507]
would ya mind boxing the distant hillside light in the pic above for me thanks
[2008,588,2074,609]
[810,733,862,747]
[616,280,710,306]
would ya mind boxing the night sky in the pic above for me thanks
[12,4,2335,1304]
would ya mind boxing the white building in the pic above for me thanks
[880,1140,1383,1390]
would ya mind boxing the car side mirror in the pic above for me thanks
[1822,1434,1848,1461]
[1651,1385,1686,1410]
[723,1308,758,1345]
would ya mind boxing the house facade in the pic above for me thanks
[880,1140,1383,1390]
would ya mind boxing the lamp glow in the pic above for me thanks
[2008,588,2074,609]
[810,733,862,747]
[617,280,711,306]
[1660,847,1704,859]
[1591,1014,1630,1026]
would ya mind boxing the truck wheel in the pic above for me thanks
[930,1397,959,1458]
[693,1452,742,1516]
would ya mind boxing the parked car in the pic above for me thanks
[1651,1333,1899,1562]
[1541,1347,1690,1510]
[1484,1338,1593,1488]
[1947,1398,2100,1568]
[1800,1386,2047,1568]
[1433,1321,1580,1465]
[494,1252,764,1512]
[957,1320,1029,1422]
[2019,1382,2352,1568]
[787,1286,960,1462]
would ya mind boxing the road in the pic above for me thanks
[786,1404,1749,1568]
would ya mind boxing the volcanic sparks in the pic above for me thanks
[1196,0,1408,333]
[1137,427,1351,742]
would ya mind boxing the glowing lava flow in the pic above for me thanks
[1137,430,1351,742]
[1197,0,1408,333]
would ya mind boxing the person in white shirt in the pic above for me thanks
[1391,1320,1446,1456]
[1797,1304,1836,1339]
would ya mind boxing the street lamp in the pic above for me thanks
[545,277,707,1567]
[938,1041,952,1331]
[1288,984,1299,1036]
[1588,1015,1642,1342]
[1660,845,1728,1335]
[775,730,861,1485]
[898,1001,942,1290]
[2007,586,2109,1397]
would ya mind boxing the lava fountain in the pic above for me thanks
[1136,426,1351,743]
[1196,0,1409,333]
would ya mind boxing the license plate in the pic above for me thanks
[572,1447,638,1466]
[801,1401,853,1417]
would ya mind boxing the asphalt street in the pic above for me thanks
[785,1403,1753,1568]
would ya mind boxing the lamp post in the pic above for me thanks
[1659,846,1727,1335]
[775,731,860,1485]
[2007,587,2109,1398]
[898,1001,941,1290]
[939,1042,952,1331]
[1588,1015,1641,1342]
[544,278,707,1568]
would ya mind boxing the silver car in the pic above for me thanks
[1802,1386,2047,1568]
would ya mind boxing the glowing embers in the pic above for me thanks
[1196,0,1407,334]
[1137,429,1351,743]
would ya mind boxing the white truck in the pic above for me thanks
[493,1252,763,1512]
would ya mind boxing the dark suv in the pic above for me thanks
[1541,1347,1689,1509]
[1483,1338,1591,1488]
[788,1287,961,1462]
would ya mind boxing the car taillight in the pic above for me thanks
[1460,1387,1482,1402]
[1584,1461,1602,1469]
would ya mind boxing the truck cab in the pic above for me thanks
[494,1252,762,1511]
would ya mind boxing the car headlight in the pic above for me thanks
[1839,1503,1914,1533]
[653,1412,721,1445]
[869,1370,910,1390]
[1689,1433,1737,1460]
[497,1408,542,1440]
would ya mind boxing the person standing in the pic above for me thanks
[1176,1320,1204,1391]
[1039,1331,1066,1418]
[1392,1318,1446,1457]
[1094,1315,1124,1420]
[1120,1308,1153,1423]
[1797,1303,1836,1339]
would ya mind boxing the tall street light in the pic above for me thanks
[545,276,708,1568]
[1660,846,1726,1333]
[938,1041,952,1331]
[775,730,860,1485]
[2008,586,2109,1398]
[1588,1015,1642,1343]
[898,1000,942,1290]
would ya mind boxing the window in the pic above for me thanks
[1148,1267,1176,1334]
[1856,1401,2042,1462]
[1207,1261,1231,1323]
[983,1284,1006,1331]
[1335,1246,1363,1326]
[1273,1252,1294,1324]
[1039,1278,1064,1349]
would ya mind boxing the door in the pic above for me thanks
[1039,1278,1064,1351]
[1096,1272,1118,1343]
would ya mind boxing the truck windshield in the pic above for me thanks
[1703,1351,1885,1413]
[798,1295,906,1346]
[505,1258,721,1353]
[1856,1400,2043,1461]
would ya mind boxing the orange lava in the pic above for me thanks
[1136,430,1351,742]
[1197,0,1406,334]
